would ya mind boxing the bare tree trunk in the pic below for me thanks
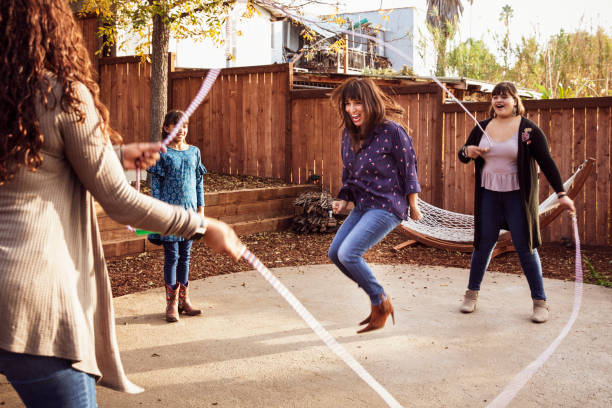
[435,36,447,77]
[149,13,170,143]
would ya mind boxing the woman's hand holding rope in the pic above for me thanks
[465,145,490,159]
[200,217,245,261]
[558,195,576,215]
[122,142,166,170]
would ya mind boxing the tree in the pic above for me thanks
[75,0,239,143]
[513,27,612,97]
[76,0,341,142]
[512,35,543,91]
[447,38,502,80]
[425,0,473,76]
[497,4,514,74]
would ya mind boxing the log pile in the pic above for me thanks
[292,190,338,233]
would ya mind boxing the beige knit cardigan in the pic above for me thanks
[0,81,201,392]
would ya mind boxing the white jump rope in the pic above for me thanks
[128,2,583,406]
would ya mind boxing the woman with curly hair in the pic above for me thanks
[0,1,244,406]
[328,77,422,334]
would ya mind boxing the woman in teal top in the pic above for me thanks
[148,110,206,322]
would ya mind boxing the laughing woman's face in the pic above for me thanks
[491,93,516,118]
[345,98,365,127]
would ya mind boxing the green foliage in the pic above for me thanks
[424,0,473,77]
[424,10,458,77]
[73,0,241,58]
[534,84,552,99]
[362,67,399,77]
[584,257,612,288]
[496,4,514,73]
[447,38,502,80]
[512,35,544,89]
[446,24,611,98]
[517,27,612,97]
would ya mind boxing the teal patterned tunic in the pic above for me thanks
[147,146,206,242]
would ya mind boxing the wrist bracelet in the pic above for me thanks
[557,192,567,198]
[190,217,208,241]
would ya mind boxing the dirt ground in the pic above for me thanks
[109,173,612,298]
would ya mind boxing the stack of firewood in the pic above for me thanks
[292,190,338,233]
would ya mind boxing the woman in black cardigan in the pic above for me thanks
[458,82,575,323]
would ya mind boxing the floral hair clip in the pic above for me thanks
[521,127,532,145]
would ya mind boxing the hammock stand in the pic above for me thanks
[394,158,595,258]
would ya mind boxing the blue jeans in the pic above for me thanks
[328,207,401,305]
[0,348,97,408]
[162,240,193,288]
[468,189,546,300]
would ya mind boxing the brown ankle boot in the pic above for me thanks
[165,284,180,323]
[357,294,395,334]
[358,313,371,326]
[178,282,202,316]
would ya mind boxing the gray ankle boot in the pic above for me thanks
[531,299,549,323]
[460,289,478,313]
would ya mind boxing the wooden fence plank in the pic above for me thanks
[443,112,455,211]
[552,108,571,240]
[262,72,273,176]
[418,92,431,203]
[596,107,611,245]
[572,107,587,241]
[608,106,612,245]
[537,108,552,241]
[329,98,342,195]
[455,112,468,214]
[211,72,223,172]
[270,72,280,178]
[431,89,443,206]
[585,107,598,244]
[224,74,233,174]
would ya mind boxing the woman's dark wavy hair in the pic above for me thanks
[0,0,120,186]
[489,81,525,117]
[331,77,405,151]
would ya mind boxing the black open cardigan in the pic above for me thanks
[458,116,565,252]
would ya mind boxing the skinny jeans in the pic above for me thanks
[329,207,401,305]
[162,240,193,288]
[468,189,546,300]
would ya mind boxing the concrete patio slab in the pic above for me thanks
[1,264,610,407]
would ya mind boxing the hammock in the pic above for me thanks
[395,158,595,257]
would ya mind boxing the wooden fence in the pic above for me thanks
[99,57,152,145]
[170,64,291,179]
[95,57,611,245]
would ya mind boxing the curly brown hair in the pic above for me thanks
[330,77,405,151]
[0,0,120,186]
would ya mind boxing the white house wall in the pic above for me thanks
[341,7,416,72]
[117,3,275,69]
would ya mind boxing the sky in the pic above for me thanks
[315,0,611,59]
